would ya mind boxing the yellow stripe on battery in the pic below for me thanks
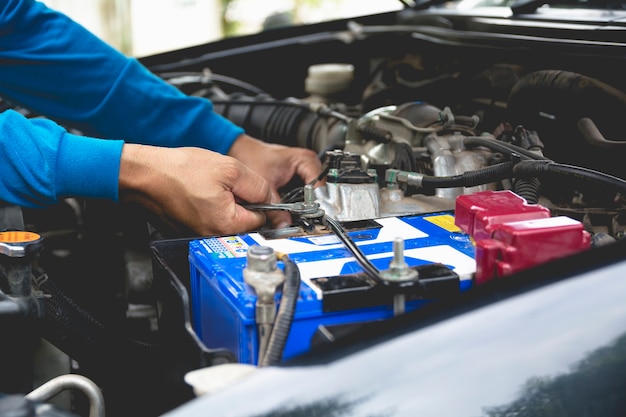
[424,215,462,233]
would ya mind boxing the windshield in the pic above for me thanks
[454,0,626,10]
[222,0,403,37]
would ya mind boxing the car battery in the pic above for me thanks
[188,212,476,365]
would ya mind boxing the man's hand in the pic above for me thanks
[228,134,323,227]
[118,143,275,236]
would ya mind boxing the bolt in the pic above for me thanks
[303,184,316,207]
[385,238,418,281]
[246,245,277,273]
[389,237,408,271]
[380,237,419,317]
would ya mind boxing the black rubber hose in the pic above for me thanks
[506,70,626,177]
[211,97,352,153]
[508,70,626,122]
[210,98,305,144]
[513,160,626,195]
[419,161,516,189]
[259,255,301,367]
[514,177,541,204]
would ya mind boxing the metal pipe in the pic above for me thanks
[26,374,105,417]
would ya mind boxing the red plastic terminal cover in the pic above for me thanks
[455,190,550,241]
[455,190,591,284]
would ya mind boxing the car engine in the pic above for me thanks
[160,48,626,241]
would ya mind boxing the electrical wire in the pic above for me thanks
[281,164,329,204]
[323,215,384,285]
[514,160,626,194]
[259,253,301,367]
[159,71,268,96]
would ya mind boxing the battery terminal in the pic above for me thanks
[380,237,419,316]
[243,245,286,361]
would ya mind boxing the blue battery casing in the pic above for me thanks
[188,212,475,364]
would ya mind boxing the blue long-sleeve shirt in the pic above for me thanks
[0,0,244,207]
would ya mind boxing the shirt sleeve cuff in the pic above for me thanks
[55,133,125,201]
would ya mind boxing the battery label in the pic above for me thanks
[198,236,250,258]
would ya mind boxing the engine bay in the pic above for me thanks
[155,19,626,240]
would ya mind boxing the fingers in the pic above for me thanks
[196,156,275,235]
[293,147,323,185]
[228,134,323,189]
[228,163,277,232]
[227,135,324,230]
[231,203,268,233]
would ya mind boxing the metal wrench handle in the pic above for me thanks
[241,202,320,216]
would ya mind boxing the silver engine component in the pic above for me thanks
[316,103,495,222]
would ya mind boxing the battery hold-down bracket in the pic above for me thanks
[310,262,460,313]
